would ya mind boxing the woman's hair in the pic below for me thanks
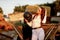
[25,5,39,14]
[24,12,32,22]
[40,7,45,20]
[41,7,45,14]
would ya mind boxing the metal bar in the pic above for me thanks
[0,33,13,39]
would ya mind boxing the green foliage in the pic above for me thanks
[14,6,22,12]
[14,21,22,26]
[0,7,3,14]
[13,21,25,27]
[14,5,28,12]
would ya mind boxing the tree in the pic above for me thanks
[0,7,3,14]
[14,6,21,12]
[14,6,25,12]
[14,5,29,13]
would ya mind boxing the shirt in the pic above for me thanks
[32,13,47,28]
[32,15,41,28]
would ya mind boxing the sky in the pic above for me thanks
[0,0,56,15]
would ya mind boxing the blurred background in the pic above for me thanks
[0,0,60,40]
